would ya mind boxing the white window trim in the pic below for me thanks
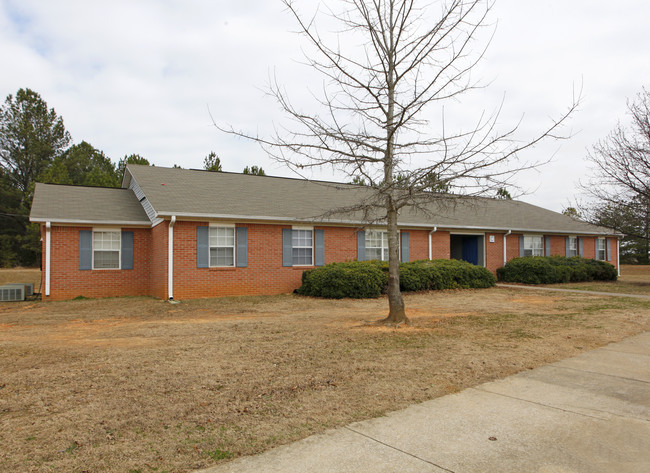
[291,227,314,266]
[523,234,544,257]
[596,237,607,261]
[366,229,390,261]
[568,235,578,257]
[209,225,236,267]
[92,228,121,270]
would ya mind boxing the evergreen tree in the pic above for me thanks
[203,151,222,172]
[243,165,265,175]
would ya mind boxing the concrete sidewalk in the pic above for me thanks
[198,332,650,473]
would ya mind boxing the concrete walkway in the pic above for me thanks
[497,283,650,300]
[198,332,650,473]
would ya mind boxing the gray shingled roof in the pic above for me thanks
[30,183,151,225]
[123,164,615,235]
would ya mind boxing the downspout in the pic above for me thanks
[428,227,438,260]
[168,216,176,300]
[45,222,51,297]
[503,230,512,267]
[617,237,621,277]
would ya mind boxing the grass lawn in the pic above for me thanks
[540,264,650,295]
[1,269,649,472]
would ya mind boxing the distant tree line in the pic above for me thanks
[0,88,265,267]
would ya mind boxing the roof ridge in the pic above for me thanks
[127,163,367,189]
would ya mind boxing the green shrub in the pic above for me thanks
[297,261,384,298]
[497,256,617,284]
[298,259,496,299]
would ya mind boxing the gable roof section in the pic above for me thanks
[30,183,151,225]
[124,164,615,235]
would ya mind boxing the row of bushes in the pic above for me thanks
[496,256,617,284]
[297,259,496,299]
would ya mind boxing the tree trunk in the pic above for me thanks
[377,2,408,326]
[380,201,409,325]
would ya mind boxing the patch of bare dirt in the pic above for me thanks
[1,286,649,473]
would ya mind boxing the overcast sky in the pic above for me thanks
[1,0,648,212]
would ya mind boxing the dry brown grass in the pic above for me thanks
[0,268,41,291]
[1,271,650,472]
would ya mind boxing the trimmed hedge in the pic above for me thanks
[496,256,617,284]
[297,261,385,299]
[297,259,496,299]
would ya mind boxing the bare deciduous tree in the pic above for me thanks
[580,88,650,261]
[219,0,578,325]
[581,88,650,217]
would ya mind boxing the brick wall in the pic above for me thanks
[172,221,325,299]
[430,231,451,259]
[42,221,621,300]
[485,233,505,272]
[150,221,168,299]
[580,236,596,259]
[407,229,430,261]
[44,226,151,301]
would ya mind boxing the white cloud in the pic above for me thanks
[1,0,649,211]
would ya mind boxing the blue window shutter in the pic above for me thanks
[79,230,92,270]
[121,231,134,270]
[519,235,524,257]
[314,229,325,266]
[282,229,293,267]
[236,227,248,267]
[578,238,584,257]
[565,237,570,257]
[401,231,409,263]
[545,236,551,257]
[357,230,366,261]
[606,238,612,262]
[197,226,209,268]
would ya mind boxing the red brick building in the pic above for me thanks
[30,165,620,301]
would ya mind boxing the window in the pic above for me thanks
[366,230,389,261]
[596,238,606,261]
[568,236,578,257]
[209,226,235,267]
[93,231,121,269]
[523,235,543,257]
[292,229,313,266]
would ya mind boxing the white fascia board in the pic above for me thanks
[30,217,152,227]
[153,211,620,236]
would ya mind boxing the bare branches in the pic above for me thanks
[582,88,650,207]
[215,0,579,323]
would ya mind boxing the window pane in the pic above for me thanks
[366,248,382,260]
[210,247,234,267]
[292,230,312,247]
[94,250,119,269]
[94,231,121,250]
[292,247,312,265]
[210,227,234,247]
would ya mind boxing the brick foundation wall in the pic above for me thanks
[44,226,151,301]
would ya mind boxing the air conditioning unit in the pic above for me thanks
[0,285,25,302]
[3,283,33,297]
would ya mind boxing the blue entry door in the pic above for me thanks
[462,236,479,265]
